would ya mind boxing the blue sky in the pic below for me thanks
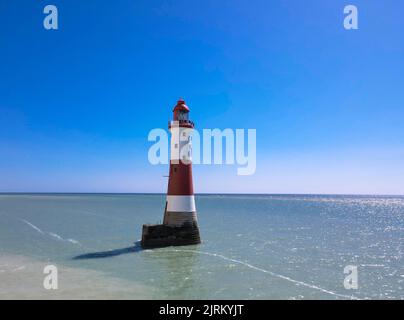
[0,0,403,194]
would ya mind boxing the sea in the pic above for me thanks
[0,194,402,299]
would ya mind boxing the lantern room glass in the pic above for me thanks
[177,110,189,121]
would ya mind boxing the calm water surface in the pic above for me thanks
[0,194,403,299]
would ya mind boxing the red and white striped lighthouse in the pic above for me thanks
[163,99,198,228]
[141,99,200,247]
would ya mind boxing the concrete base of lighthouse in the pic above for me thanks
[141,198,201,248]
[141,220,201,248]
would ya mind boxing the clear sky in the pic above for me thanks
[1,0,403,194]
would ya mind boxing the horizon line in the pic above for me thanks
[0,192,403,197]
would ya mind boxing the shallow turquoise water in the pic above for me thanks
[0,194,403,299]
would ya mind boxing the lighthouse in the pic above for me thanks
[141,99,201,248]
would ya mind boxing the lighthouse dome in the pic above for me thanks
[173,98,190,112]
[172,98,192,122]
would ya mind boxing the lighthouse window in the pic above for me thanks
[178,111,189,120]
[182,132,186,137]
[175,143,178,148]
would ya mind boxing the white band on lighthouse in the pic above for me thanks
[170,125,193,162]
[166,195,196,212]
